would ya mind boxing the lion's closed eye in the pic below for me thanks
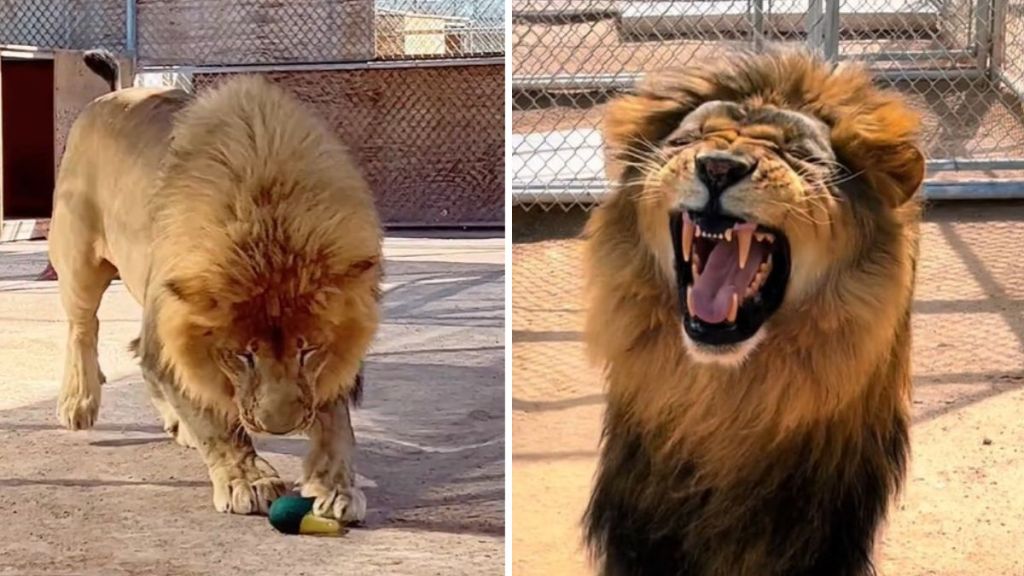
[236,350,255,369]
[298,346,320,367]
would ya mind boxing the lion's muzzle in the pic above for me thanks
[246,386,311,435]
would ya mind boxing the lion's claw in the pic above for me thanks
[301,482,366,523]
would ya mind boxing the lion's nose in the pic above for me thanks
[696,153,757,194]
[255,396,306,434]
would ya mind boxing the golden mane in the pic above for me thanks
[583,49,922,574]
[142,76,381,411]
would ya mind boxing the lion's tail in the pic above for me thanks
[83,49,118,91]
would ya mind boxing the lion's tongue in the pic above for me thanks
[691,240,767,324]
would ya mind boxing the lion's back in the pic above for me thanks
[52,86,194,297]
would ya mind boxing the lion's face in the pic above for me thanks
[643,100,845,362]
[153,256,379,435]
[211,321,327,435]
[596,54,924,367]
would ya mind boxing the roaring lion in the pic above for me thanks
[583,49,923,575]
[50,55,381,520]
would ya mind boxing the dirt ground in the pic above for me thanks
[512,202,1024,576]
[0,236,504,576]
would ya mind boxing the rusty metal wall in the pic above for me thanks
[193,64,504,226]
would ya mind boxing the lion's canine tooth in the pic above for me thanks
[687,286,695,316]
[682,213,694,262]
[727,293,739,323]
[695,225,702,238]
[724,229,733,242]
[736,226,753,269]
[755,232,765,242]
[692,262,700,280]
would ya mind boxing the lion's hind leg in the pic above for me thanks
[51,217,116,430]
[143,372,198,449]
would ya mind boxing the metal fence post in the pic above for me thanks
[125,0,137,57]
[806,0,826,55]
[823,0,840,61]
[988,0,1007,79]
[751,0,766,51]
[976,0,993,71]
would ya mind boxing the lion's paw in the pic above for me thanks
[57,365,105,431]
[301,481,366,523]
[209,456,286,515]
[57,386,100,431]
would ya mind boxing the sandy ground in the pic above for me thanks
[0,236,504,576]
[512,203,1024,576]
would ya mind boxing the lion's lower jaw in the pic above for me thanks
[682,327,766,367]
[584,409,909,576]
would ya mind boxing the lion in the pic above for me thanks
[582,49,923,575]
[49,54,381,520]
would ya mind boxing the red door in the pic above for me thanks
[2,58,55,219]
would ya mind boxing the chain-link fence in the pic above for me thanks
[511,0,1024,210]
[0,0,503,226]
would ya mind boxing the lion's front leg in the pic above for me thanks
[300,396,366,523]
[145,368,287,514]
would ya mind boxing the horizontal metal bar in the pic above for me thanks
[928,159,1024,171]
[924,181,1024,199]
[140,56,504,75]
[837,49,975,63]
[511,176,1024,205]
[880,68,986,81]
[513,67,984,92]
[513,72,639,92]
[386,222,504,230]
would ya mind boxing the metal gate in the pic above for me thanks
[0,0,504,226]
[511,0,1024,210]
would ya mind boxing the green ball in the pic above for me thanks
[268,494,314,534]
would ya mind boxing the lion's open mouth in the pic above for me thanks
[670,210,790,347]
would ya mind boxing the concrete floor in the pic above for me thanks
[0,236,504,576]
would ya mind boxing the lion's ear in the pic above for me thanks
[603,94,685,157]
[318,256,381,297]
[164,276,221,312]
[602,67,721,181]
[891,144,925,205]
[831,91,924,206]
[341,256,379,280]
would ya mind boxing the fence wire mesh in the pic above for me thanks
[511,0,1024,211]
[1,0,503,63]
[135,0,502,66]
[0,0,126,52]
[0,0,504,226]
